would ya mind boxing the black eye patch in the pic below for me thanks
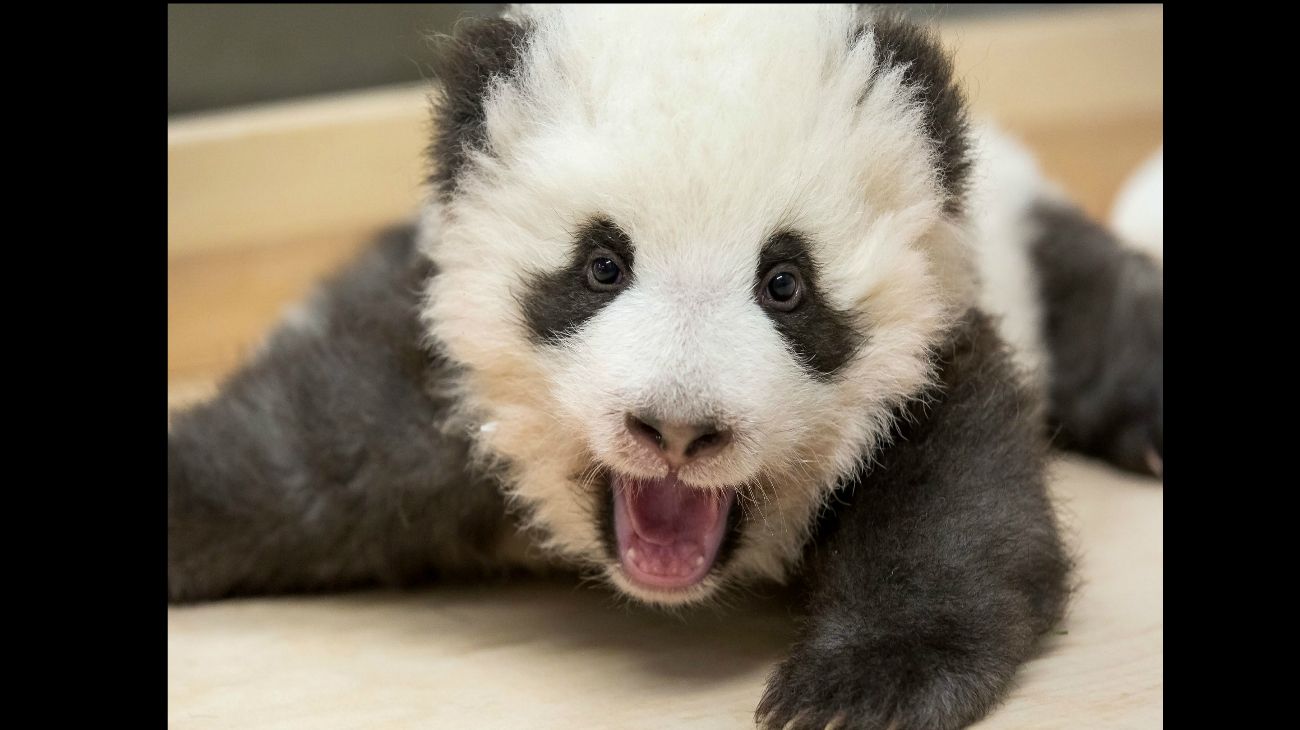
[755,232,862,379]
[521,218,635,345]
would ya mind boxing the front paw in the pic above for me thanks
[755,635,1009,730]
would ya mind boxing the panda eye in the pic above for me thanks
[760,266,804,311]
[587,251,627,291]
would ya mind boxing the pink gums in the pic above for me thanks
[612,472,734,590]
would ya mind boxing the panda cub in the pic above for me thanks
[168,5,1162,729]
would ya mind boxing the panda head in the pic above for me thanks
[421,5,975,606]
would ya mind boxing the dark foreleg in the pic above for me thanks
[757,310,1071,730]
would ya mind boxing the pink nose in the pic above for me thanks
[625,413,732,468]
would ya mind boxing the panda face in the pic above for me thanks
[421,5,972,605]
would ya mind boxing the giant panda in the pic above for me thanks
[167,5,1163,729]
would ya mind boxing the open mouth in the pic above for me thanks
[611,472,735,590]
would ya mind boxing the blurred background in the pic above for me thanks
[168,4,1162,403]
[168,4,1094,115]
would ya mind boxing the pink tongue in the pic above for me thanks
[625,474,720,545]
[613,472,732,590]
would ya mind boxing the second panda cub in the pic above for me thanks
[168,6,1163,729]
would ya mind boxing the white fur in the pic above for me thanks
[1110,146,1163,263]
[421,5,975,604]
[965,123,1068,383]
[278,299,326,336]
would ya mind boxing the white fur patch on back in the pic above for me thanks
[966,122,1067,384]
[1110,146,1163,264]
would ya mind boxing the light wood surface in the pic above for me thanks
[168,6,1163,728]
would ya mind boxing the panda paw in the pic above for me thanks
[755,636,1003,730]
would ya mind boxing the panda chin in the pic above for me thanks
[611,472,735,591]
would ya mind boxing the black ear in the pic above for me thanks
[428,16,531,201]
[869,13,971,215]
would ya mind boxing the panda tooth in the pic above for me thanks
[694,555,705,567]
[626,547,638,562]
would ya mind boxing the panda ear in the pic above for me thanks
[428,16,531,200]
[867,12,971,216]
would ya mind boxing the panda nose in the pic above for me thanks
[625,413,732,468]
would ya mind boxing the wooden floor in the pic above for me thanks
[168,6,1163,728]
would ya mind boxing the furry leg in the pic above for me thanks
[756,310,1070,730]
[970,123,1163,476]
[168,226,514,602]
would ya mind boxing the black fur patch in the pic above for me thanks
[757,308,1070,729]
[168,226,515,602]
[1030,201,1164,475]
[870,13,971,215]
[521,217,636,345]
[756,231,862,380]
[427,16,531,201]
